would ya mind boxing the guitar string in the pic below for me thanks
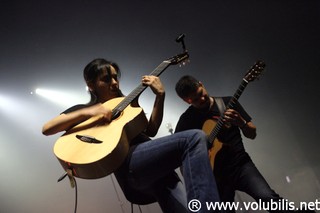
[112,62,170,115]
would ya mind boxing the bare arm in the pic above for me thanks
[224,109,257,139]
[141,75,165,137]
[42,104,112,136]
[239,121,256,139]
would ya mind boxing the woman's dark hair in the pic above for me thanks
[175,75,200,99]
[84,58,121,83]
[83,58,123,104]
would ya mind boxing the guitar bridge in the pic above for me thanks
[76,134,103,144]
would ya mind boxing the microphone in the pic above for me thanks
[175,34,185,43]
[175,33,187,52]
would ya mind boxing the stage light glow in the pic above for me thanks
[0,93,48,135]
[0,94,20,112]
[35,88,89,108]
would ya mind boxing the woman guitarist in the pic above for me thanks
[42,59,221,212]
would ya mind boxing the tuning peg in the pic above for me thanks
[178,59,190,67]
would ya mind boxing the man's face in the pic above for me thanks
[183,83,211,110]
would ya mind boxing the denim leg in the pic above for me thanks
[215,177,236,213]
[152,178,188,212]
[237,161,282,202]
[128,129,220,212]
[180,130,220,207]
[237,161,291,212]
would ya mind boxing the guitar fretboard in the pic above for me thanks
[111,61,171,119]
[208,78,249,144]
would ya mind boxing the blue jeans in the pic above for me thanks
[217,160,290,213]
[125,129,220,212]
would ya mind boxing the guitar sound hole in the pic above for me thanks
[76,134,102,144]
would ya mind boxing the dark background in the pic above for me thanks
[0,0,319,212]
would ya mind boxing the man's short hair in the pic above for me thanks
[175,75,200,99]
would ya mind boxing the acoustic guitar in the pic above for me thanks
[54,52,189,179]
[202,60,266,169]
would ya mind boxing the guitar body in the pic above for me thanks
[202,119,223,170]
[53,97,148,179]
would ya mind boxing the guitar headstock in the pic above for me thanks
[244,60,266,82]
[166,52,190,66]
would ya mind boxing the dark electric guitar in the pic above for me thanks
[53,52,189,179]
[202,60,266,169]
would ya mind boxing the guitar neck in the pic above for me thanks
[112,61,171,118]
[208,78,249,142]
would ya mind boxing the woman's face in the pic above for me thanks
[90,65,120,102]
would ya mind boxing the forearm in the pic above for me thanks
[42,103,111,136]
[145,92,165,137]
[42,110,90,136]
[240,121,257,139]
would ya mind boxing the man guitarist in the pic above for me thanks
[42,59,221,212]
[174,75,308,212]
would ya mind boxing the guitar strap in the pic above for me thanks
[214,97,226,115]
